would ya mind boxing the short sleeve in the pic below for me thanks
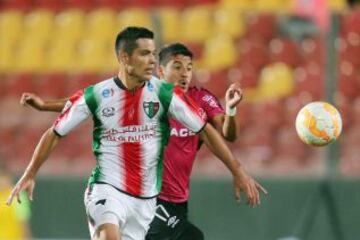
[199,89,224,120]
[53,89,91,136]
[168,87,206,133]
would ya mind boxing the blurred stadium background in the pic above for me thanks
[0,0,360,239]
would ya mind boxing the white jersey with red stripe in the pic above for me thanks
[53,76,205,198]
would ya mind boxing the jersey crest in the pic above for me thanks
[143,101,160,119]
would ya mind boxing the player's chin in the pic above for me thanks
[141,72,153,81]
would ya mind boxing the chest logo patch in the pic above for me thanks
[143,101,159,119]
[102,107,115,117]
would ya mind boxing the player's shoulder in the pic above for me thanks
[188,86,219,100]
[84,77,115,95]
[149,76,174,95]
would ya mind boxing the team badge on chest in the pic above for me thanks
[143,101,159,119]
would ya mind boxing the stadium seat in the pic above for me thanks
[339,33,360,67]
[300,37,325,65]
[93,0,123,9]
[202,35,237,71]
[338,61,359,100]
[77,39,111,73]
[121,0,152,8]
[0,0,32,11]
[336,93,353,130]
[24,10,55,43]
[156,7,181,43]
[155,0,186,8]
[294,62,324,99]
[180,5,213,43]
[4,73,37,97]
[0,42,16,73]
[213,8,245,39]
[46,38,78,72]
[65,0,93,10]
[255,0,292,13]
[341,9,360,35]
[15,38,47,73]
[183,42,204,60]
[328,0,346,11]
[54,9,85,42]
[194,69,228,99]
[0,10,24,45]
[245,13,276,41]
[257,62,294,99]
[227,65,258,89]
[68,72,99,91]
[237,38,269,70]
[219,0,254,11]
[118,7,153,31]
[269,38,302,67]
[86,9,118,42]
[33,0,64,11]
[274,127,307,161]
[37,73,68,98]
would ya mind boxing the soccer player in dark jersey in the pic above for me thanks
[17,42,266,240]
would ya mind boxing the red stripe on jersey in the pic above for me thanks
[173,87,204,120]
[54,89,84,128]
[122,89,143,196]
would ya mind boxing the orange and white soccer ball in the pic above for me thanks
[295,101,342,146]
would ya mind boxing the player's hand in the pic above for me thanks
[233,166,267,207]
[225,83,243,109]
[6,174,35,205]
[20,92,45,111]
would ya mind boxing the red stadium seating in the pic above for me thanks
[33,0,64,11]
[4,73,38,98]
[269,38,303,67]
[245,13,276,41]
[0,0,32,11]
[237,38,269,71]
[227,65,258,89]
[340,9,360,35]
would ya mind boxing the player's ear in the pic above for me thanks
[157,65,165,79]
[119,51,130,65]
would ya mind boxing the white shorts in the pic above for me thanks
[84,184,156,240]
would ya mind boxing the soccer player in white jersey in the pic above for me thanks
[8,27,264,240]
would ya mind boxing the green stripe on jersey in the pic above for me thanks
[84,86,103,185]
[158,81,174,113]
[155,81,173,191]
[156,118,170,192]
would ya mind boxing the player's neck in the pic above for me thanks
[117,72,145,91]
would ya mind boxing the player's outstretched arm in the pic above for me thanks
[200,124,267,207]
[210,83,242,142]
[20,92,68,112]
[6,127,60,205]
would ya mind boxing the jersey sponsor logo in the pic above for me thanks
[202,95,219,108]
[102,107,115,117]
[102,125,157,143]
[170,128,196,137]
[143,101,159,119]
[102,88,114,98]
[147,82,154,92]
[155,204,180,228]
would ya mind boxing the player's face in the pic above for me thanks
[126,38,157,82]
[160,54,193,92]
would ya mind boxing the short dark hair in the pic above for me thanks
[159,43,193,66]
[115,26,154,56]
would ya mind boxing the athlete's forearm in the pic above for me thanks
[23,127,60,178]
[40,99,68,112]
[222,115,238,142]
[200,124,241,176]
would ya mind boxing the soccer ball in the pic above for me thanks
[295,101,342,146]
